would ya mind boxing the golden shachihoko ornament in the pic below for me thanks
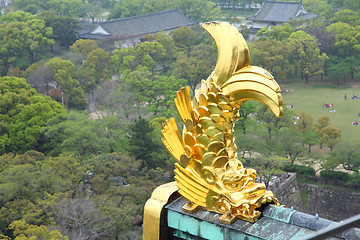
[161,21,284,224]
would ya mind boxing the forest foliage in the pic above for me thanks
[0,0,360,239]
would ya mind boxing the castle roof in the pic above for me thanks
[79,9,196,40]
[246,1,317,23]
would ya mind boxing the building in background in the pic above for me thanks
[79,9,196,48]
[246,0,317,36]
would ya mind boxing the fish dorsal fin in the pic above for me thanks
[202,21,251,87]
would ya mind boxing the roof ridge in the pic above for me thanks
[265,0,301,4]
[291,2,304,18]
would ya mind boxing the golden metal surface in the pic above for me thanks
[161,21,284,224]
[143,182,178,240]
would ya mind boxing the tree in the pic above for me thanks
[69,39,98,55]
[84,152,169,237]
[325,144,360,174]
[52,0,86,18]
[83,2,104,23]
[321,126,341,151]
[26,66,54,95]
[109,47,137,76]
[250,39,292,82]
[0,151,86,235]
[343,0,360,12]
[170,26,196,53]
[327,22,360,57]
[55,198,114,240]
[174,0,221,22]
[324,144,360,184]
[237,101,256,134]
[60,112,106,155]
[295,111,313,132]
[302,128,319,153]
[293,111,319,152]
[327,55,352,85]
[127,117,160,168]
[8,94,65,153]
[302,0,333,19]
[0,77,65,154]
[110,39,175,75]
[256,105,294,140]
[150,75,187,116]
[24,19,55,63]
[288,31,328,84]
[275,128,305,165]
[66,87,87,110]
[0,19,53,72]
[245,155,289,187]
[0,11,35,22]
[38,11,80,49]
[123,66,154,105]
[78,48,109,94]
[45,58,76,91]
[143,32,177,71]
[93,81,140,120]
[107,0,144,19]
[256,23,294,41]
[235,133,259,159]
[9,220,68,240]
[306,19,337,56]
[133,41,167,72]
[7,67,24,78]
[41,111,129,156]
[173,43,216,94]
[329,9,360,27]
[315,115,330,149]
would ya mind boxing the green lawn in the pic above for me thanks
[280,82,360,144]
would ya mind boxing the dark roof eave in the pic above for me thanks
[112,23,197,40]
[251,19,288,23]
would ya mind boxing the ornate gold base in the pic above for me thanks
[182,201,201,213]
[219,211,261,224]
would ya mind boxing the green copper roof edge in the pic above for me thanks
[261,204,297,224]
[168,209,270,240]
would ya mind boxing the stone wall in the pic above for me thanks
[298,182,360,221]
[268,172,304,211]
[267,172,360,221]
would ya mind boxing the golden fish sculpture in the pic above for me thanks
[161,21,284,224]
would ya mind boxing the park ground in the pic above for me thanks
[281,78,360,145]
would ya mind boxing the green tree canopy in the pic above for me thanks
[327,22,360,57]
[288,31,328,84]
[44,57,75,91]
[0,77,65,154]
[78,48,109,93]
[69,39,98,55]
[256,23,294,41]
[38,11,80,49]
[250,39,292,81]
[0,11,35,22]
[321,126,341,151]
[0,19,54,73]
[325,144,360,174]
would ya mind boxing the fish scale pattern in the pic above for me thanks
[161,21,283,224]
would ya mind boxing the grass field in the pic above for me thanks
[280,81,360,144]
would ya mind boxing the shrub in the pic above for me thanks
[283,164,315,176]
[320,169,350,181]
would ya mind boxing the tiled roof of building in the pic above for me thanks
[80,9,196,40]
[247,0,317,23]
[165,197,360,239]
